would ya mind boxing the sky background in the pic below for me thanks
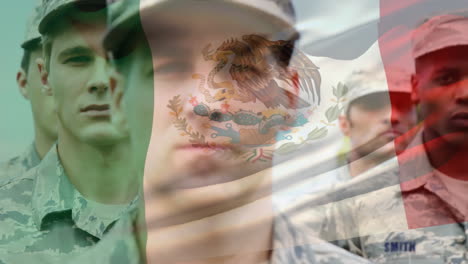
[0,0,36,161]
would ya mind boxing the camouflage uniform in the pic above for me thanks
[292,135,468,263]
[0,4,43,181]
[272,211,373,263]
[0,145,141,263]
[1,1,144,263]
[0,143,41,183]
[324,131,468,263]
[103,1,373,263]
[293,12,468,263]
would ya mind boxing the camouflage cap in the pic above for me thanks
[411,11,468,59]
[343,68,411,113]
[38,0,107,35]
[103,0,297,55]
[21,3,43,49]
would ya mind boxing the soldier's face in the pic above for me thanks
[46,16,124,145]
[413,45,468,145]
[112,10,300,226]
[24,48,57,141]
[342,92,416,158]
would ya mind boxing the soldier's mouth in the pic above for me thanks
[450,112,468,128]
[80,104,110,117]
[81,104,110,112]
[175,143,243,155]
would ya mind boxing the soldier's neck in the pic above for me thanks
[56,128,138,205]
[34,125,56,160]
[147,196,274,264]
[348,150,392,178]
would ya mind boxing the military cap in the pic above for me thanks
[103,0,297,55]
[343,68,411,113]
[21,3,43,49]
[411,11,468,59]
[38,0,107,35]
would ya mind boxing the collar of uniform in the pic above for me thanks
[26,142,41,169]
[398,130,465,221]
[71,191,140,240]
[398,128,462,208]
[31,144,140,239]
[17,142,41,171]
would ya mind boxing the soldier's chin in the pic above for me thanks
[370,141,397,160]
[167,156,269,190]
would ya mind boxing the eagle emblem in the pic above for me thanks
[193,34,321,109]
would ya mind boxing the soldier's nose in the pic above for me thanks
[88,84,108,94]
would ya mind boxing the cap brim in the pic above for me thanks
[104,0,297,54]
[38,0,107,34]
[21,37,41,50]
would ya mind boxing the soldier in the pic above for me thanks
[104,0,373,263]
[0,4,57,180]
[275,66,418,209]
[0,0,141,262]
[338,67,417,180]
[296,11,468,263]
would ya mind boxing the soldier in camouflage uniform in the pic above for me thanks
[103,0,372,263]
[294,11,468,264]
[0,3,57,181]
[280,67,417,205]
[0,0,141,262]
[338,68,416,179]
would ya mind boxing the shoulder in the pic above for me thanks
[0,145,40,184]
[0,166,37,199]
[0,156,26,182]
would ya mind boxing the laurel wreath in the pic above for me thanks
[168,95,206,144]
[276,82,349,155]
[167,82,348,159]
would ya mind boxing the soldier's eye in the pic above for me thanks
[63,55,93,66]
[154,61,192,79]
[434,71,460,86]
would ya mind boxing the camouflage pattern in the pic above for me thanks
[274,162,351,209]
[21,1,43,49]
[0,212,141,264]
[0,143,41,183]
[38,0,106,34]
[255,210,373,264]
[293,131,468,263]
[38,0,76,34]
[0,145,140,262]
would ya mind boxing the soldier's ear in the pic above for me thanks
[16,69,29,99]
[410,74,420,105]
[110,69,128,133]
[339,115,351,137]
[36,58,53,96]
